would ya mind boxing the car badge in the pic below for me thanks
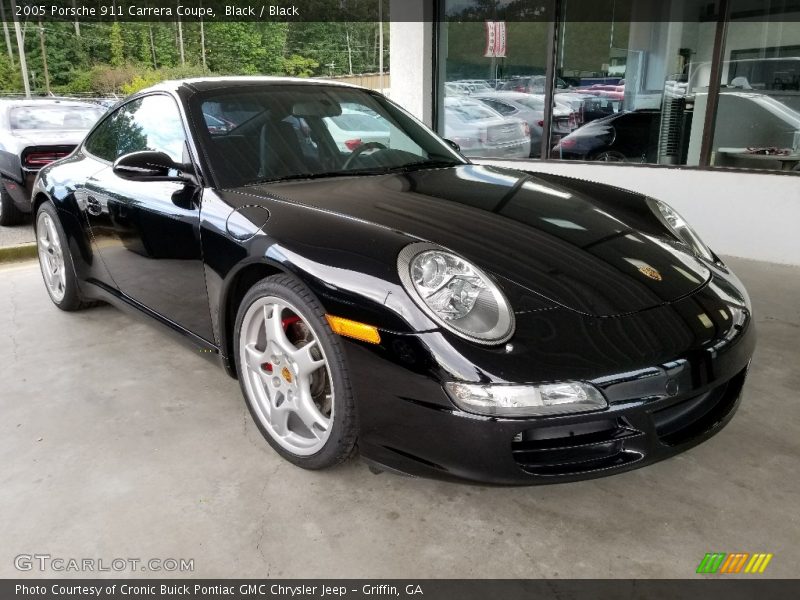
[638,265,662,281]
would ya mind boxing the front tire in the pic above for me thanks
[234,274,357,469]
[0,182,25,226]
[35,202,90,311]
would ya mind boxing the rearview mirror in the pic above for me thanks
[113,151,194,183]
[292,99,342,118]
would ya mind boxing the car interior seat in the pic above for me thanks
[258,119,319,179]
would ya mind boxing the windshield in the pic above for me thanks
[326,112,390,132]
[10,105,105,131]
[192,84,465,188]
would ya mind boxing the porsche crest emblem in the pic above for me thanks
[638,265,662,281]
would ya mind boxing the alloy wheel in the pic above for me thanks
[594,150,627,162]
[239,296,334,456]
[37,211,67,302]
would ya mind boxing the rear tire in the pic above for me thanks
[234,274,358,469]
[0,182,25,226]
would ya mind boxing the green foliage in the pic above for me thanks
[109,22,125,67]
[0,55,21,91]
[286,22,389,77]
[0,21,389,95]
[120,64,212,95]
[283,55,318,78]
[205,22,266,74]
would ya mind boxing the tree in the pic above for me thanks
[257,22,288,74]
[283,54,318,77]
[109,22,124,67]
[205,22,266,74]
[138,25,152,66]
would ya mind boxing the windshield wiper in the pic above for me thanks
[392,158,463,171]
[245,160,462,186]
[245,171,362,186]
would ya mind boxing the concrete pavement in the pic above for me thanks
[0,257,798,578]
[0,221,37,263]
[0,220,35,248]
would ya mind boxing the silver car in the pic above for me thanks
[472,91,576,157]
[443,96,531,158]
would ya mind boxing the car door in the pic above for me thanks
[79,93,214,342]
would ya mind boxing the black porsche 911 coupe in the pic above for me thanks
[0,98,106,225]
[32,78,754,484]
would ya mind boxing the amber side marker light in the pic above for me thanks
[325,315,381,344]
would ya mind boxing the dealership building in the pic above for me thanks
[390,0,800,265]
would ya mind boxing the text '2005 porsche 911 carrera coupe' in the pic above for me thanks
[31,77,754,484]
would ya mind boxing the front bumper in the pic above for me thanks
[344,273,756,485]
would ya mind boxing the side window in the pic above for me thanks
[85,95,186,163]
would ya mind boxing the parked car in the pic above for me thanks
[454,79,494,94]
[0,99,105,225]
[444,96,531,158]
[472,91,575,157]
[32,77,754,484]
[444,81,472,96]
[501,75,571,94]
[553,91,596,124]
[552,109,661,162]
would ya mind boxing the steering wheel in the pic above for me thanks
[342,141,388,170]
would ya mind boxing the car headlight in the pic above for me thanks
[445,381,607,417]
[397,242,514,344]
[648,198,715,262]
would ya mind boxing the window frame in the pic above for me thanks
[82,91,192,168]
[433,0,797,176]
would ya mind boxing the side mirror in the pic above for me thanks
[443,138,461,153]
[113,150,194,183]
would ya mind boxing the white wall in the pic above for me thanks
[480,160,800,266]
[389,1,433,125]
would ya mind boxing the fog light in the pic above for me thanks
[445,381,607,417]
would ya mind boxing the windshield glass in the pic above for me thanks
[193,84,465,188]
[10,104,105,131]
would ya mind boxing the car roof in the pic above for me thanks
[140,76,366,95]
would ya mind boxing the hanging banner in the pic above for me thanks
[484,21,507,58]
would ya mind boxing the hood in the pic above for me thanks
[233,164,711,317]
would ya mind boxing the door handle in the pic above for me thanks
[86,195,102,216]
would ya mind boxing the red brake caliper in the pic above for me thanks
[262,316,302,372]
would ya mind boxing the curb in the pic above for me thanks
[0,243,37,264]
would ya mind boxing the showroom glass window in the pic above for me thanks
[85,95,186,163]
[708,0,800,172]
[549,0,723,166]
[436,0,552,159]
